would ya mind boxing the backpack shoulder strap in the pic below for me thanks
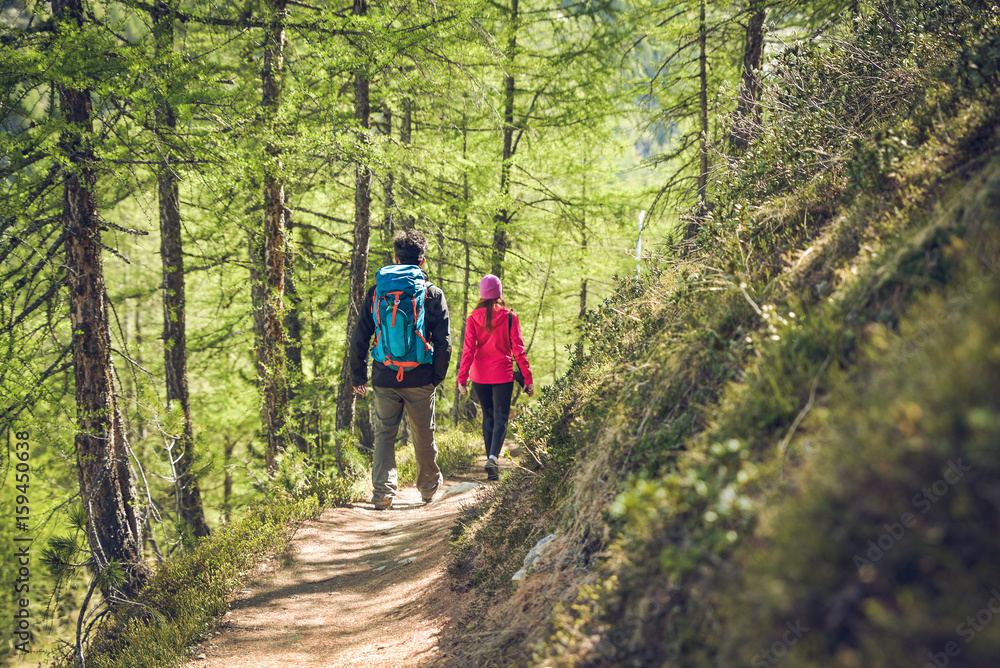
[507,311,514,354]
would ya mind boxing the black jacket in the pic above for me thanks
[349,268,452,388]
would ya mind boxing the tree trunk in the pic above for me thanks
[381,103,396,266]
[336,0,372,431]
[576,175,588,359]
[492,0,519,278]
[400,97,415,230]
[259,0,290,473]
[152,0,210,539]
[248,231,267,382]
[453,108,472,424]
[577,230,587,359]
[357,396,374,451]
[729,1,766,156]
[55,0,149,600]
[223,437,235,523]
[697,0,708,219]
[350,99,388,450]
[284,226,309,454]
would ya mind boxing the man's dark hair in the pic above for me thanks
[393,229,428,265]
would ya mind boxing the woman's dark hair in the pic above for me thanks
[475,296,507,333]
[393,229,428,265]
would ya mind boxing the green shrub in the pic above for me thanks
[394,426,481,485]
[718,236,1000,668]
[267,432,370,506]
[447,3,1000,665]
[436,429,481,474]
[64,497,320,668]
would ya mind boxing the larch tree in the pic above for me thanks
[53,0,149,598]
[728,0,768,156]
[151,0,210,538]
[491,0,519,278]
[336,0,373,432]
[257,0,291,473]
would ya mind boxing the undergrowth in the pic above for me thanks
[269,442,370,507]
[59,497,321,668]
[445,1,1000,665]
[45,431,371,667]
[395,426,482,485]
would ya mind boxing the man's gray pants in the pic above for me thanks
[371,384,443,502]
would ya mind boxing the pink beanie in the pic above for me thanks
[479,274,502,299]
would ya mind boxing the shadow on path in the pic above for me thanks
[183,473,490,668]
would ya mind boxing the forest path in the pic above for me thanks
[183,474,488,668]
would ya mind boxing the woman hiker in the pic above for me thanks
[456,274,534,481]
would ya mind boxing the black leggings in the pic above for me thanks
[473,381,514,459]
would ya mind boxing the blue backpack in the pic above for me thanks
[371,265,434,381]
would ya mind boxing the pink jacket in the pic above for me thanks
[456,306,533,386]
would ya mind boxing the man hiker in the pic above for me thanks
[349,229,452,510]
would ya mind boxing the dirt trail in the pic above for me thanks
[184,475,486,668]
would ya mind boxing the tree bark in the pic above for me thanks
[259,0,290,473]
[248,231,268,381]
[354,99,396,450]
[729,1,766,156]
[400,97,415,230]
[492,0,519,278]
[152,0,210,539]
[284,226,309,454]
[223,437,235,523]
[55,0,149,600]
[380,103,396,267]
[577,230,587,359]
[336,0,372,431]
[453,106,472,424]
[697,0,708,218]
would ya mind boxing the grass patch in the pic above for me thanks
[60,497,321,668]
[395,426,482,485]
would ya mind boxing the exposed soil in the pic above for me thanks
[182,473,490,668]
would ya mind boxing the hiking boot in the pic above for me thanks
[485,459,500,481]
[373,497,393,511]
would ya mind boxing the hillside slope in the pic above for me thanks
[444,2,1000,666]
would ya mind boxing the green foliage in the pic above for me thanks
[393,427,481,486]
[717,232,1000,668]
[448,2,1000,665]
[97,562,126,591]
[40,535,82,580]
[435,429,482,476]
[266,433,369,507]
[70,497,320,668]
